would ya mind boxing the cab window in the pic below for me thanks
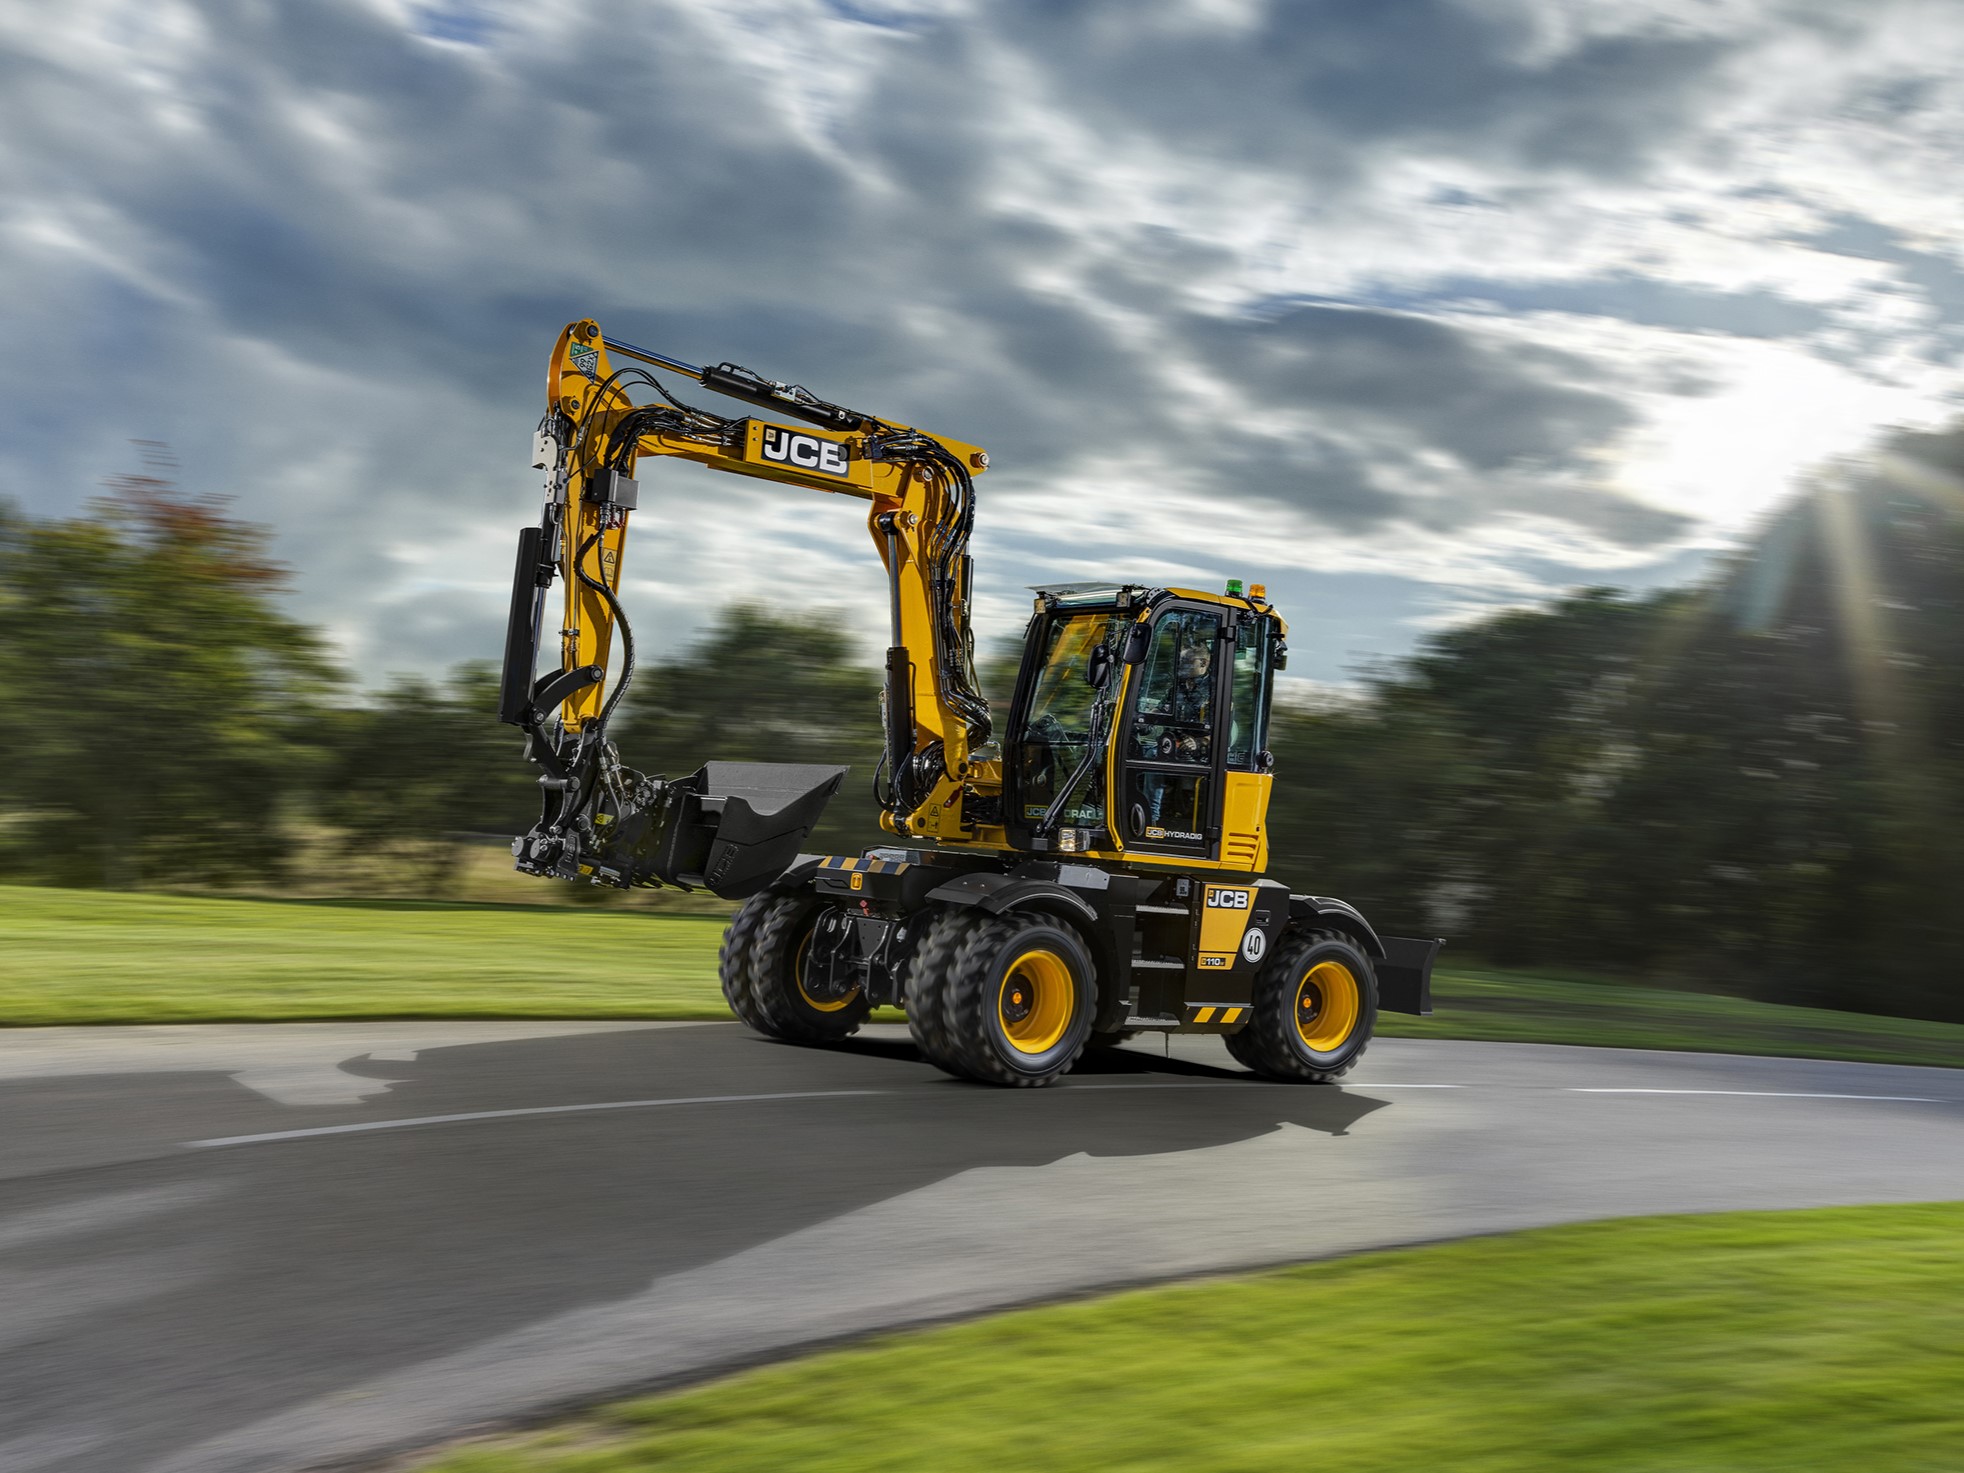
[1013,609,1128,828]
[1226,620,1272,769]
[1130,610,1219,766]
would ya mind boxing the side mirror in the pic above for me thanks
[1271,637,1288,671]
[1122,624,1151,665]
[1085,644,1113,689]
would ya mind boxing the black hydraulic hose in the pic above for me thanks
[572,529,635,735]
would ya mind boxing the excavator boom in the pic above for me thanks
[498,320,1004,896]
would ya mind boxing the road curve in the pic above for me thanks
[0,1020,1959,1473]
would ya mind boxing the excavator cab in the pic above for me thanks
[1003,583,1281,870]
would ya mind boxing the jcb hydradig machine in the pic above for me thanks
[500,320,1438,1087]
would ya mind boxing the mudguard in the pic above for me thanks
[1288,894,1386,958]
[923,871,1101,929]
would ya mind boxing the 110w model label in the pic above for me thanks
[1197,886,1258,974]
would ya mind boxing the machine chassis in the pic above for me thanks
[791,845,1438,1037]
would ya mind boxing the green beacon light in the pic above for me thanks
[1225,578,1244,597]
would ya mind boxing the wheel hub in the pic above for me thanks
[998,948,1073,1055]
[1295,960,1360,1053]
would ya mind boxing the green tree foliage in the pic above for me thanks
[317,662,541,893]
[609,603,889,857]
[0,452,340,887]
[1264,423,1964,1023]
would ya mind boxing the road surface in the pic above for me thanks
[0,1020,1959,1472]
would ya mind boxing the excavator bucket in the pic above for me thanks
[639,761,847,899]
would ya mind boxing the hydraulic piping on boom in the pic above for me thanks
[498,320,999,898]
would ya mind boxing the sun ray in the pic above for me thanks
[1812,468,1907,744]
[1879,451,1964,522]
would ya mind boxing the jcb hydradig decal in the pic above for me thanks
[1196,885,1256,970]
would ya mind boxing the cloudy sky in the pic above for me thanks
[3,0,1961,686]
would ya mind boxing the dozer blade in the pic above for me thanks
[642,761,846,899]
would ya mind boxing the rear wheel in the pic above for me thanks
[1226,929,1376,1082]
[904,906,982,1071]
[720,888,871,1043]
[910,912,1096,1087]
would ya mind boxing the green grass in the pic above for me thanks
[1379,964,1964,1069]
[0,884,732,1023]
[411,1203,1964,1473]
[0,884,1960,1068]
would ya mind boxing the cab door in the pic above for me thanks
[1116,606,1231,860]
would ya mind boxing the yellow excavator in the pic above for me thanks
[499,319,1437,1086]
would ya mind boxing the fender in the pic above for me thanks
[924,871,1101,929]
[1288,894,1386,959]
[925,871,1120,1030]
[773,854,827,892]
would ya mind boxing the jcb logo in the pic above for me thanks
[759,425,850,478]
[1206,888,1250,910]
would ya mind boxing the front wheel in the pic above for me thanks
[1225,929,1377,1082]
[720,889,871,1043]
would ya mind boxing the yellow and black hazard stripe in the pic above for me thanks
[813,853,911,896]
[1186,1004,1248,1027]
[815,855,912,875]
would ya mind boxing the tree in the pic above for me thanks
[0,448,341,887]
[317,661,541,894]
[609,603,889,857]
[1261,419,1964,1023]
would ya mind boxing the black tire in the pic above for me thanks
[928,912,1097,1087]
[904,905,983,1071]
[1226,928,1376,1083]
[719,888,870,1043]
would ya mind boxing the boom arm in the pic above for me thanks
[499,319,1004,893]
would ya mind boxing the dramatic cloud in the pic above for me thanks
[1,0,1959,683]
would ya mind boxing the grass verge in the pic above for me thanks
[2,885,1960,1067]
[0,884,731,1023]
[1376,964,1964,1068]
[410,1203,1964,1473]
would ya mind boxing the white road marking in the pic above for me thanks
[180,1081,1956,1151]
[186,1090,888,1149]
[1572,1088,1946,1102]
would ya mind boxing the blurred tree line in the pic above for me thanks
[1267,424,1964,1025]
[2,427,1960,1021]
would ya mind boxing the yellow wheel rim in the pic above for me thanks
[1295,960,1360,1053]
[998,948,1074,1055]
[794,928,859,1013]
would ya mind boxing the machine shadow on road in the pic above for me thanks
[0,1023,1395,1471]
[824,1029,1253,1082]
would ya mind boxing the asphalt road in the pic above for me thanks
[1,1020,1960,1473]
